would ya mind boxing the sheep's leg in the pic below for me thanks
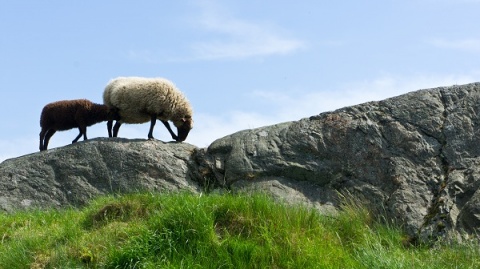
[72,131,83,143]
[161,120,178,141]
[148,116,157,140]
[113,122,122,137]
[43,129,56,151]
[39,128,47,151]
[72,126,87,143]
[82,126,88,141]
[107,120,113,137]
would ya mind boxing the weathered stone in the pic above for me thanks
[0,138,200,210]
[205,82,480,241]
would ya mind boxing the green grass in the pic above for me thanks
[0,192,478,268]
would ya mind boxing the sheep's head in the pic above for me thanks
[174,116,193,142]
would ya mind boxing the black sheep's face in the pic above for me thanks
[174,117,193,142]
[108,107,121,121]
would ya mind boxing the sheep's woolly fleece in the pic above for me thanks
[39,99,115,151]
[103,77,193,127]
[40,99,111,130]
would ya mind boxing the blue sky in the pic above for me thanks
[1,0,480,161]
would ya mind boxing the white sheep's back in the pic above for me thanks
[103,77,191,124]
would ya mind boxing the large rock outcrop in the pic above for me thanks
[2,82,480,242]
[202,82,480,241]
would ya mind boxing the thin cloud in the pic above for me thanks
[189,72,480,149]
[192,36,305,60]
[125,2,307,63]
[430,38,480,53]
[251,72,480,122]
[190,1,306,60]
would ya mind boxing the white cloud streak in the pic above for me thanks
[190,1,306,60]
[430,38,480,53]
[274,72,480,120]
[126,1,306,63]
[187,72,480,148]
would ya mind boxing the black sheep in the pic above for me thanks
[39,99,119,151]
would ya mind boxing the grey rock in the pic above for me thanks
[2,82,480,242]
[205,82,480,242]
[0,138,201,210]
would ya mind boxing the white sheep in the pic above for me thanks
[103,77,194,141]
